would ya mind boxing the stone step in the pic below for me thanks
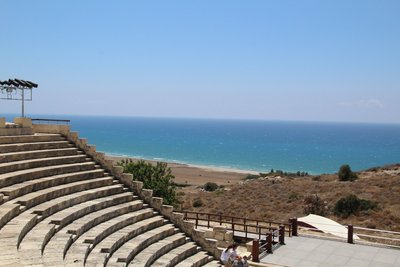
[10,185,125,247]
[15,176,114,209]
[66,204,151,239]
[0,161,97,188]
[128,233,187,267]
[31,184,124,218]
[152,242,200,267]
[0,147,80,163]
[0,168,105,200]
[82,209,157,246]
[0,202,21,230]
[43,202,151,266]
[0,140,72,153]
[0,154,89,174]
[18,193,139,259]
[0,133,64,145]
[174,251,213,267]
[107,224,177,266]
[202,260,222,266]
[65,209,157,265]
[85,216,166,266]
[50,192,137,228]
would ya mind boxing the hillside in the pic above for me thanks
[179,164,400,231]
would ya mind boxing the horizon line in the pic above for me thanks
[2,112,400,126]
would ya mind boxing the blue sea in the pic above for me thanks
[4,114,400,174]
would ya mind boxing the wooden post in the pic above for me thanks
[279,225,285,245]
[266,233,272,253]
[207,214,210,228]
[219,214,222,225]
[195,213,198,227]
[252,239,260,262]
[290,218,298,236]
[347,224,354,244]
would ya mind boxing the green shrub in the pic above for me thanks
[303,194,327,216]
[192,198,203,207]
[203,182,219,192]
[117,159,178,206]
[338,164,358,181]
[334,194,377,217]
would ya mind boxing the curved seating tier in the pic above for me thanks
[0,133,216,266]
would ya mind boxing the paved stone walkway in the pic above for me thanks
[260,236,400,267]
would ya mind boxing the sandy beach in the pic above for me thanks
[106,155,257,186]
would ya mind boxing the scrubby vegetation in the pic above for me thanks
[303,194,327,216]
[192,198,203,207]
[117,159,178,206]
[334,194,377,217]
[262,169,309,177]
[338,164,358,181]
[203,182,219,192]
[245,169,309,180]
[179,165,400,231]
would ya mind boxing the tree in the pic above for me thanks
[117,159,178,206]
[338,164,358,181]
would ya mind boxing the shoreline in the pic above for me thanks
[106,154,257,186]
[106,154,260,175]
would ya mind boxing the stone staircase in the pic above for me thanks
[0,133,220,266]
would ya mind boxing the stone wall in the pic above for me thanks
[0,117,33,136]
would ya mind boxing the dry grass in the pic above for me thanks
[179,165,400,231]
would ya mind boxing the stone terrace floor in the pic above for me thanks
[260,236,400,267]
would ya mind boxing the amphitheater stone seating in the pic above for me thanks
[0,132,220,266]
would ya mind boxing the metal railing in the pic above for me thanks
[31,118,70,125]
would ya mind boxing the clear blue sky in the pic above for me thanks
[1,0,399,123]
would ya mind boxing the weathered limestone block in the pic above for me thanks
[182,221,195,233]
[214,226,227,233]
[141,189,153,202]
[121,173,133,188]
[204,229,214,239]
[171,212,184,224]
[113,166,124,177]
[192,228,205,239]
[246,240,253,252]
[214,231,225,241]
[14,117,32,128]
[69,131,78,142]
[206,238,218,247]
[217,240,230,248]
[161,205,173,216]
[224,231,233,242]
[0,118,5,128]
[213,226,227,241]
[86,144,96,155]
[78,138,89,148]
[132,181,143,194]
[151,197,163,210]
